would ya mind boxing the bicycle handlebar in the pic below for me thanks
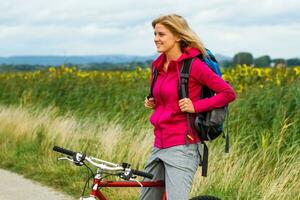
[131,169,153,179]
[52,146,153,179]
[53,146,76,157]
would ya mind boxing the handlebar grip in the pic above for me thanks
[53,146,76,157]
[131,169,153,179]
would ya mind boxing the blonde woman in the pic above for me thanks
[142,14,236,200]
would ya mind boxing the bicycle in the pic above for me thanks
[53,146,221,200]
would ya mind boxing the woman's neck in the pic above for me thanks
[165,48,182,64]
[165,48,182,67]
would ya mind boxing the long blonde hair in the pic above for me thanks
[152,14,207,56]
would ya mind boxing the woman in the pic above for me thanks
[141,14,236,200]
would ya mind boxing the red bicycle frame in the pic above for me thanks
[89,175,166,200]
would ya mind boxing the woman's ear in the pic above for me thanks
[174,35,181,42]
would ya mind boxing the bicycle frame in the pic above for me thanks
[87,172,166,200]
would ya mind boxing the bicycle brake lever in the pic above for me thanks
[58,157,73,162]
[58,157,84,166]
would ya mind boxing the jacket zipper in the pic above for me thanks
[156,72,168,148]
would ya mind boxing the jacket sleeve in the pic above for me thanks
[191,59,236,113]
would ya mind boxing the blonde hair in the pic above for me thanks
[152,14,207,56]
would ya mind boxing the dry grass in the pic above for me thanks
[0,105,299,200]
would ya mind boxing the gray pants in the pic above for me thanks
[140,143,201,200]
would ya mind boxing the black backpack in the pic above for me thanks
[148,49,230,177]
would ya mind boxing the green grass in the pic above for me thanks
[0,69,299,199]
[0,69,151,128]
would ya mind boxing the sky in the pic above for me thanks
[0,0,299,59]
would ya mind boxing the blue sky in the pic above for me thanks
[0,0,299,58]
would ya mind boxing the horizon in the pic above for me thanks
[0,53,298,60]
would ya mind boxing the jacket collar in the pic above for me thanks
[152,47,201,71]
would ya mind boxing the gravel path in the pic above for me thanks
[0,169,74,200]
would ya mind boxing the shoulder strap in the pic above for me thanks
[178,58,193,99]
[147,67,158,99]
[179,57,210,177]
[179,58,194,145]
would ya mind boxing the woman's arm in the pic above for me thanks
[191,59,236,113]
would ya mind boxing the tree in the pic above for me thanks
[233,52,253,66]
[254,55,271,67]
[272,58,286,67]
[287,58,300,66]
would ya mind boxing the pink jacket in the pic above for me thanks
[150,47,236,149]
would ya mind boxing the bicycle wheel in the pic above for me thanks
[189,195,221,200]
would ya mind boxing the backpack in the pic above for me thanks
[148,49,230,177]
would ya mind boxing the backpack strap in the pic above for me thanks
[201,142,209,177]
[147,66,158,99]
[197,116,209,177]
[179,58,193,145]
[179,57,210,177]
[225,110,230,153]
[179,59,193,99]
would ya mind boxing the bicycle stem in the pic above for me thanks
[86,157,122,170]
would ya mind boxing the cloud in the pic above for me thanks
[0,0,299,58]
[198,23,300,58]
[190,0,300,26]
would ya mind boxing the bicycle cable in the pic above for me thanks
[81,162,119,197]
[81,162,95,197]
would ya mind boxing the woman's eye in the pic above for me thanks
[154,32,165,36]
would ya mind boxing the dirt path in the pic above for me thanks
[0,169,74,200]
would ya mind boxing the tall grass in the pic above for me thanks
[0,67,299,199]
[0,106,153,199]
[0,68,151,128]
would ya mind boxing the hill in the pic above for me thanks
[0,53,231,66]
[0,55,155,65]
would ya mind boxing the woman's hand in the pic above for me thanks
[179,98,195,113]
[144,97,155,109]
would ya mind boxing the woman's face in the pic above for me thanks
[154,23,180,54]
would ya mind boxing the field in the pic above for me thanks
[0,65,299,199]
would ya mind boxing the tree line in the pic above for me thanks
[221,52,300,68]
[0,52,299,72]
[0,61,152,72]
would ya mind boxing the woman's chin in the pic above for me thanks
[156,48,164,53]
